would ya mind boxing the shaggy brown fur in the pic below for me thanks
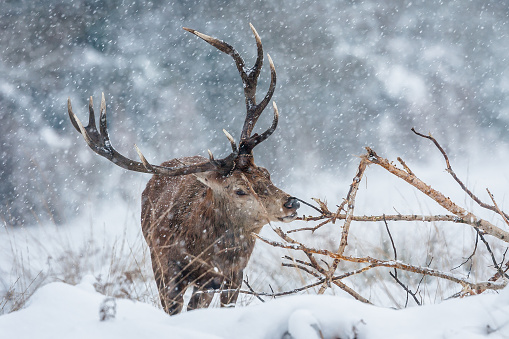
[141,156,299,314]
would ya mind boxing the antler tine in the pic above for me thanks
[242,52,276,141]
[254,101,279,145]
[99,92,109,141]
[243,101,279,151]
[68,99,93,146]
[223,129,238,153]
[134,144,155,172]
[88,96,98,132]
[68,97,82,133]
[248,23,264,87]
[183,27,248,83]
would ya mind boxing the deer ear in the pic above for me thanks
[193,171,221,188]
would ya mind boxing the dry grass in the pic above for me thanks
[0,206,158,315]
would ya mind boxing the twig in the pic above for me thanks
[293,197,325,215]
[452,231,479,271]
[282,262,322,279]
[243,276,265,303]
[397,157,414,176]
[331,279,371,304]
[477,230,509,280]
[489,259,509,282]
[202,265,379,299]
[389,271,421,306]
[318,157,368,294]
[486,189,509,226]
[383,215,397,262]
[383,216,421,306]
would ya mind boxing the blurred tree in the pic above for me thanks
[0,0,508,226]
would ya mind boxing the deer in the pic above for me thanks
[67,24,300,315]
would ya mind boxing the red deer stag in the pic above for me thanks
[67,25,300,315]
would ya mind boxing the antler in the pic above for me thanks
[183,24,278,158]
[68,93,238,176]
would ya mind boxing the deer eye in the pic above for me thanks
[235,189,247,196]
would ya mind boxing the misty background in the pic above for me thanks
[1,0,508,226]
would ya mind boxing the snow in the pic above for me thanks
[2,1,509,337]
[1,278,508,338]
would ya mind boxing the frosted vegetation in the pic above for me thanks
[1,0,509,337]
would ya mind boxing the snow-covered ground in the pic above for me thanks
[1,278,508,338]
[1,152,509,338]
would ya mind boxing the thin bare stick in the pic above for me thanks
[489,260,509,282]
[397,157,415,176]
[197,264,373,299]
[243,276,265,303]
[383,215,397,262]
[389,271,421,306]
[452,231,479,271]
[383,216,420,306]
[332,279,371,304]
[282,262,323,279]
[318,158,368,294]
[486,189,509,226]
[477,230,509,280]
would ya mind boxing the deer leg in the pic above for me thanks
[160,278,187,315]
[187,285,214,311]
[152,257,188,315]
[220,270,242,308]
[187,274,223,311]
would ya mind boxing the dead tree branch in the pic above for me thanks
[364,147,509,242]
[255,231,507,293]
[291,214,468,233]
[411,128,509,223]
[318,158,368,294]
[255,131,508,306]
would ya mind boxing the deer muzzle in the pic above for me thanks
[278,197,300,222]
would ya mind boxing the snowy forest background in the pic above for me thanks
[2,0,509,227]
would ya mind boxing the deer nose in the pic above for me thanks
[284,197,300,210]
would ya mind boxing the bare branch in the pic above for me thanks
[254,232,507,293]
[452,231,479,272]
[486,189,509,226]
[318,158,369,294]
[477,230,509,280]
[243,276,265,303]
[365,147,509,242]
[290,214,469,233]
[389,271,421,306]
[411,128,509,222]
[397,157,415,176]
